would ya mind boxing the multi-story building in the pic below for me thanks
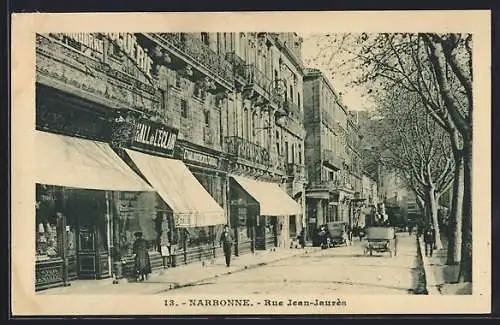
[303,68,359,239]
[34,32,305,291]
[223,32,306,253]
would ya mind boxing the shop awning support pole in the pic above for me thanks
[105,191,112,277]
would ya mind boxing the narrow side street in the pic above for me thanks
[167,232,421,295]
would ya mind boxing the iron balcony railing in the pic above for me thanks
[224,136,270,166]
[270,153,287,171]
[286,163,305,177]
[225,51,246,81]
[323,149,343,171]
[308,180,342,191]
[156,33,234,83]
[245,64,271,96]
[283,100,303,121]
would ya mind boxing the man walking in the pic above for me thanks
[220,225,233,267]
[423,223,436,257]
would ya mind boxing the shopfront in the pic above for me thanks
[175,143,229,260]
[229,176,301,253]
[123,146,227,267]
[35,130,154,291]
[34,32,175,289]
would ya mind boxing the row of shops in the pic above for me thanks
[34,33,302,291]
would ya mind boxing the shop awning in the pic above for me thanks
[125,149,226,228]
[35,130,153,192]
[231,175,301,216]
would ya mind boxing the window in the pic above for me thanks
[201,32,209,45]
[204,110,210,127]
[298,93,301,109]
[181,99,188,118]
[284,142,289,163]
[329,171,334,181]
[289,85,293,101]
[298,144,302,164]
[175,72,181,88]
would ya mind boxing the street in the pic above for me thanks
[167,233,422,295]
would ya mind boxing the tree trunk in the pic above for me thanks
[427,186,443,250]
[416,194,426,216]
[458,140,472,283]
[447,153,464,265]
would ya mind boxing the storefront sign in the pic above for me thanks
[183,149,219,168]
[105,33,153,78]
[54,33,154,79]
[131,120,178,155]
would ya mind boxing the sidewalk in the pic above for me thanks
[38,246,320,295]
[417,234,471,295]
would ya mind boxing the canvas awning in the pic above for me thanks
[35,130,153,192]
[231,175,301,216]
[125,149,226,227]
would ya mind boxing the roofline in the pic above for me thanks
[304,67,349,115]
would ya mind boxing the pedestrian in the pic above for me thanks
[298,228,306,249]
[133,231,151,281]
[423,223,436,257]
[220,225,233,267]
[346,223,352,245]
[408,223,413,236]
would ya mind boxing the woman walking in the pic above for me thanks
[133,231,151,281]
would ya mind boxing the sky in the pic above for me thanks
[299,33,375,112]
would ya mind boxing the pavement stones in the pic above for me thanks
[38,246,320,295]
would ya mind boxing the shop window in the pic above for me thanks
[181,99,188,118]
[113,192,159,259]
[35,185,76,261]
[184,226,216,248]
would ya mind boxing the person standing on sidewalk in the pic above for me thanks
[423,223,436,257]
[220,225,233,267]
[133,231,151,281]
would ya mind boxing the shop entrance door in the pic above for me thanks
[69,190,110,280]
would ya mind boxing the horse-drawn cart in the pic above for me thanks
[363,226,397,257]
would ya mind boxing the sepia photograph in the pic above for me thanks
[10,11,491,315]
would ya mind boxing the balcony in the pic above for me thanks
[152,33,234,90]
[323,149,343,171]
[225,51,246,84]
[286,163,305,178]
[270,153,287,172]
[308,180,342,191]
[243,64,271,101]
[224,136,269,166]
[283,100,303,121]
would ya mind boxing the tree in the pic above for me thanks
[304,32,472,282]
[373,88,455,250]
